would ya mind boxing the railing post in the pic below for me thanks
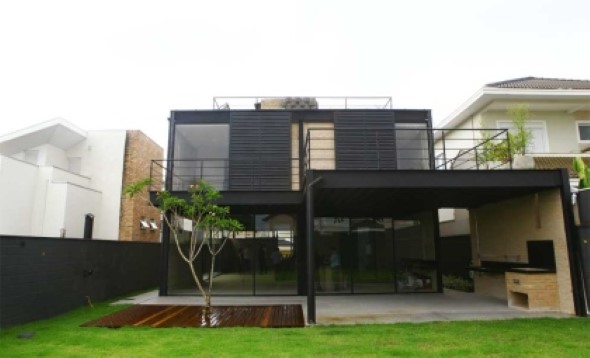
[441,129,447,170]
[475,144,479,170]
[506,129,513,169]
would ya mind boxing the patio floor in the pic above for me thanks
[113,289,571,325]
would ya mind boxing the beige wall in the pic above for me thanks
[479,107,590,154]
[469,189,574,314]
[291,123,300,190]
[303,122,335,170]
[119,131,164,242]
[439,208,470,237]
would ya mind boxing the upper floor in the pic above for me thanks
[439,77,590,155]
[161,97,514,192]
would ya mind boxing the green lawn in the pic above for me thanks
[1,302,589,357]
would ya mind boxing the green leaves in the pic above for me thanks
[124,178,243,234]
[123,178,153,198]
[573,157,590,189]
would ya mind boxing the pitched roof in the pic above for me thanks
[532,156,590,179]
[0,118,87,156]
[486,77,590,90]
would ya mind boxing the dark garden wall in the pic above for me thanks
[0,236,160,329]
[577,227,590,312]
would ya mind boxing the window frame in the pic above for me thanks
[575,120,590,144]
[496,120,550,153]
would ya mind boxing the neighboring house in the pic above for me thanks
[156,97,586,321]
[0,118,163,242]
[437,77,590,236]
[437,77,590,170]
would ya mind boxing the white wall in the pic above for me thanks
[0,156,38,235]
[67,130,126,240]
[1,130,125,240]
[63,183,101,238]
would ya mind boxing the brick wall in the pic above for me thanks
[119,131,164,242]
[470,189,575,314]
[506,272,559,311]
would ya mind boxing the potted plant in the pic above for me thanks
[478,104,533,169]
[573,157,590,225]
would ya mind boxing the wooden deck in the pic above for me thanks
[82,305,305,328]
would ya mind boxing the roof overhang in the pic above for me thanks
[0,118,87,155]
[310,169,567,217]
[439,87,590,130]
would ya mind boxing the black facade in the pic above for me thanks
[158,106,586,320]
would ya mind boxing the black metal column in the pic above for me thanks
[160,114,176,297]
[560,169,588,316]
[306,173,322,324]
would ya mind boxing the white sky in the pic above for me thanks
[1,0,589,148]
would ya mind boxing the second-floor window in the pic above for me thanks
[576,121,590,143]
[497,120,549,154]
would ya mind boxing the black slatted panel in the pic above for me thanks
[230,112,291,190]
[334,112,396,170]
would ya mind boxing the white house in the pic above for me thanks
[0,118,163,241]
[437,77,590,236]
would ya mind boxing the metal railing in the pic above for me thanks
[151,128,513,193]
[304,127,513,171]
[150,159,302,192]
[213,96,393,110]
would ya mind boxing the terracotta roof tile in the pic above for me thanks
[487,77,590,90]
[532,156,590,177]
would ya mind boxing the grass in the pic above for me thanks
[1,302,589,357]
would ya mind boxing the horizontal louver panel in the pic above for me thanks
[230,112,291,191]
[334,112,396,170]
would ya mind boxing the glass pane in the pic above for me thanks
[253,214,297,295]
[167,230,255,296]
[396,123,429,169]
[579,124,590,141]
[314,218,352,294]
[351,218,395,293]
[173,124,229,190]
[394,212,438,292]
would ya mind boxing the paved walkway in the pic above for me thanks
[114,290,571,325]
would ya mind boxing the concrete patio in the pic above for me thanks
[113,290,571,325]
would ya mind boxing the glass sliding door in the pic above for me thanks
[314,218,352,294]
[394,212,438,292]
[252,214,297,295]
[168,213,297,296]
[350,218,395,293]
[313,214,438,295]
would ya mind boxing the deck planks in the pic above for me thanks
[82,305,305,328]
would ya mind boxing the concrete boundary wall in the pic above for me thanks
[0,236,160,329]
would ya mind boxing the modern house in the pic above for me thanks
[0,118,163,241]
[156,97,587,322]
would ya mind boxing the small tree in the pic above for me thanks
[125,179,243,323]
[478,104,533,166]
[507,104,533,155]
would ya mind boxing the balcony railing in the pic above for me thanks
[304,127,513,171]
[213,96,393,110]
[149,159,301,192]
[150,127,513,193]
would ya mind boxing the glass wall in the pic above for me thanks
[167,213,297,296]
[395,123,430,169]
[314,212,437,294]
[394,212,438,292]
[173,124,229,190]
